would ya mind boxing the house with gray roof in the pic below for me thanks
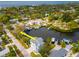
[49,48,68,57]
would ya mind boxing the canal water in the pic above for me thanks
[24,27,79,42]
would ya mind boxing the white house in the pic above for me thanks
[22,17,28,20]
[51,37,56,44]
[74,19,79,23]
[63,38,70,44]
[30,37,44,52]
[9,19,18,23]
[52,37,55,42]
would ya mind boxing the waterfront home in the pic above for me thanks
[51,37,56,44]
[49,48,68,57]
[63,38,71,44]
[26,37,44,55]
[30,37,44,52]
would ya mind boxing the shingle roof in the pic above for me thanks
[49,49,68,57]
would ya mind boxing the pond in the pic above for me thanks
[24,27,79,42]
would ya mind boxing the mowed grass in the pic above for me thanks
[11,31,29,49]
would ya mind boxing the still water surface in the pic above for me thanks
[24,27,79,42]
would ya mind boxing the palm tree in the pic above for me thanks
[39,37,55,57]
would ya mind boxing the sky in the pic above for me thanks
[0,1,78,7]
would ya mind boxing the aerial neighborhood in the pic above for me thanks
[1,1,79,57]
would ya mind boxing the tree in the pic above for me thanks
[71,42,79,54]
[31,51,42,57]
[48,14,60,21]
[72,43,78,53]
[6,46,16,57]
[48,15,53,22]
[39,38,55,57]
[62,12,75,22]
[0,14,10,24]
[60,41,66,48]
[0,24,3,35]
[45,37,51,44]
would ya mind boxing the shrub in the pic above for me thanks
[60,41,66,48]
[31,51,41,57]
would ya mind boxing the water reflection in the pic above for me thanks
[24,27,79,42]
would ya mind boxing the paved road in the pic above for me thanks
[4,28,30,57]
